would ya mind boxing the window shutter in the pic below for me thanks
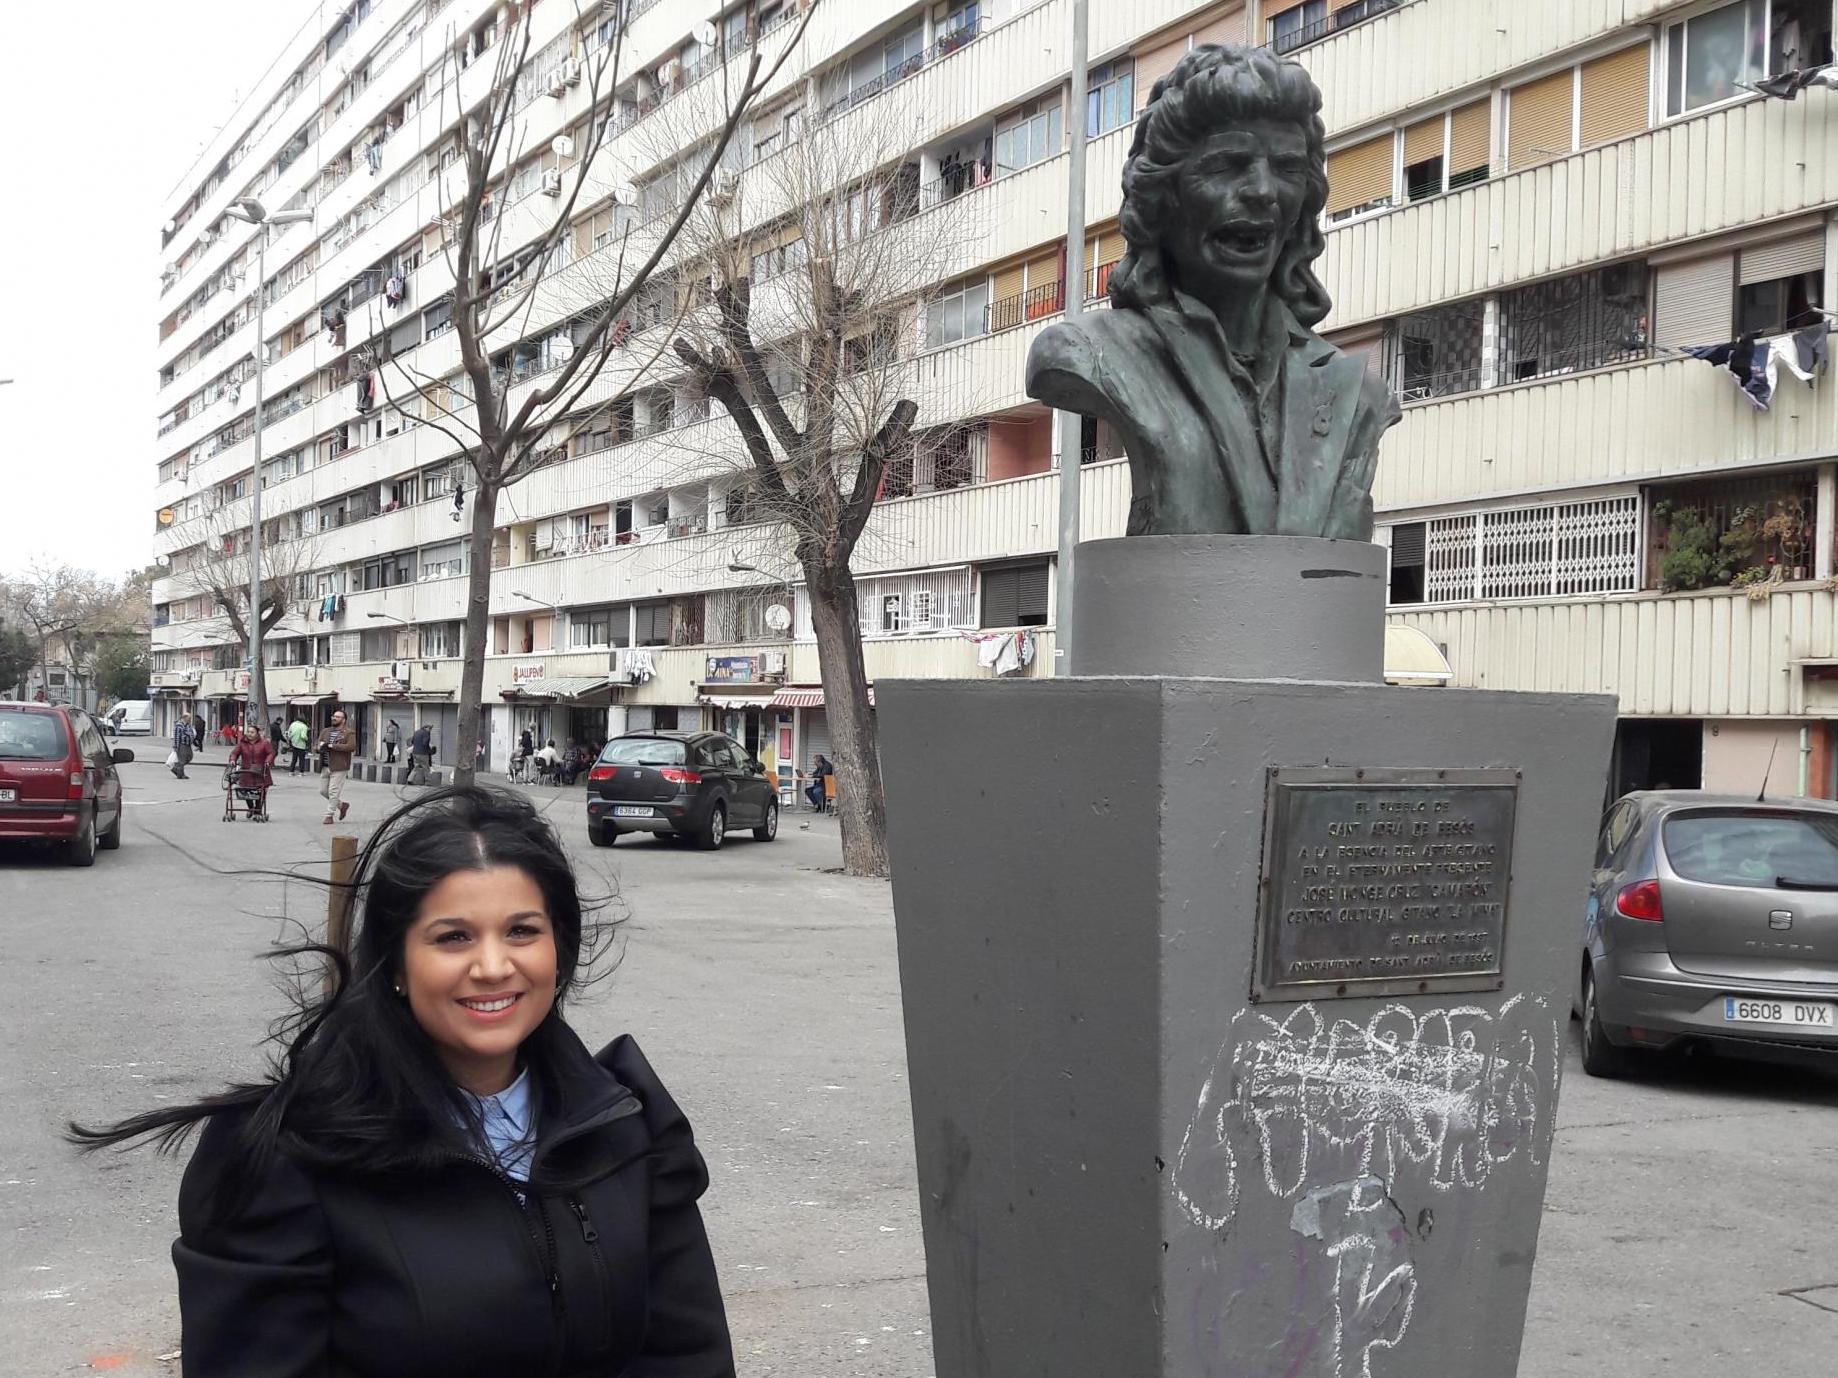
[1447,98,1491,179]
[991,258,1026,303]
[1389,522,1427,568]
[1189,6,1246,46]
[1652,254,1735,347]
[1264,0,1309,12]
[1325,135,1394,216]
[1507,69,1575,170]
[1089,226,1126,267]
[1579,44,1649,149]
[1017,563,1050,622]
[981,569,1019,628]
[1024,248,1061,292]
[1739,230,1824,285]
[1133,35,1188,110]
[1402,115,1443,168]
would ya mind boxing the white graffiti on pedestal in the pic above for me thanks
[1172,994,1560,1234]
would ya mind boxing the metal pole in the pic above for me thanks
[248,228,268,728]
[1054,0,1090,675]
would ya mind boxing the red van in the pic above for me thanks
[0,702,133,866]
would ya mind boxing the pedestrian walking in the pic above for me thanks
[71,786,736,1377]
[409,723,434,784]
[287,717,310,774]
[383,718,401,764]
[170,716,195,780]
[268,717,285,756]
[316,709,355,824]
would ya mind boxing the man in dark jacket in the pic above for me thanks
[408,723,434,785]
[315,710,355,824]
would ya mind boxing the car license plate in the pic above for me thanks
[613,805,653,818]
[1723,997,1837,1028]
[0,788,13,802]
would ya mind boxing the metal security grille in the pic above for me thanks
[1421,496,1639,602]
[1386,300,1486,400]
[1497,262,1650,384]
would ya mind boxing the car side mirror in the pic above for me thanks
[112,748,136,764]
[748,759,766,774]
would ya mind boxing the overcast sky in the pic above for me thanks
[0,1,318,580]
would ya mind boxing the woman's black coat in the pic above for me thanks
[173,1032,735,1377]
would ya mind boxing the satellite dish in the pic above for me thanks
[157,507,176,526]
[612,183,639,206]
[694,19,718,47]
[551,134,575,158]
[765,603,792,633]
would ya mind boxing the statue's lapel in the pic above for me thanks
[1278,323,1364,536]
[1155,297,1276,530]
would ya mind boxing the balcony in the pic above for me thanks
[817,18,990,126]
[1269,0,1406,57]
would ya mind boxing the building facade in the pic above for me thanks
[149,0,1838,798]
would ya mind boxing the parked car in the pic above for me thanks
[0,702,134,866]
[1578,790,1838,1075]
[584,732,778,850]
[105,699,155,736]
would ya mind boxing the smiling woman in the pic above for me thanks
[69,787,736,1377]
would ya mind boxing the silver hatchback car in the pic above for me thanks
[1578,791,1838,1076]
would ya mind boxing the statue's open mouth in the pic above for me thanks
[1212,221,1276,257]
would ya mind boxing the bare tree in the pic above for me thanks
[1,562,146,705]
[172,511,321,722]
[367,0,817,785]
[670,90,979,877]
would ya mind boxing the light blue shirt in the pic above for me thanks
[461,1066,537,1184]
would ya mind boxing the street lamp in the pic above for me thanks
[365,611,409,624]
[223,197,313,727]
[511,591,559,610]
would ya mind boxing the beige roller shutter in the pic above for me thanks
[1190,5,1246,46]
[1086,224,1125,267]
[1325,134,1394,216]
[1402,115,1443,168]
[1330,0,1372,10]
[1507,68,1575,170]
[991,257,1026,303]
[1024,248,1061,291]
[1653,254,1735,347]
[1447,98,1492,179]
[1264,0,1309,12]
[1579,44,1650,149]
[1134,34,1188,109]
[1740,230,1824,284]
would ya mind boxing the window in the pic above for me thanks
[1665,0,1765,115]
[422,465,453,499]
[1386,300,1485,400]
[1087,60,1134,137]
[1400,99,1490,202]
[980,561,1051,628]
[633,601,671,647]
[1737,229,1825,333]
[423,296,453,340]
[1325,134,1393,221]
[418,621,461,658]
[1268,0,1327,54]
[1498,262,1650,383]
[569,608,613,647]
[925,277,991,349]
[881,594,905,633]
[1385,496,1641,604]
[994,97,1063,177]
[419,541,463,580]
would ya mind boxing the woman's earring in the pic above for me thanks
[393,984,404,996]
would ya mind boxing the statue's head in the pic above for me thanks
[1110,44,1331,327]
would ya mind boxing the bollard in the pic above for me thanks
[323,834,359,998]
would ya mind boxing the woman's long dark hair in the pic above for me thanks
[70,786,609,1219]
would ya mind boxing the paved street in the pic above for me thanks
[3,759,1836,1376]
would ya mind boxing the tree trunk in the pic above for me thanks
[805,564,888,878]
[453,470,499,787]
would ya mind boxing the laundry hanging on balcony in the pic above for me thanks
[1746,64,1838,100]
[963,629,1036,676]
[1679,324,1828,413]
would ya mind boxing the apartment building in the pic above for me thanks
[149,0,1838,796]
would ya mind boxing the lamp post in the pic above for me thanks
[223,197,313,729]
[1053,0,1090,674]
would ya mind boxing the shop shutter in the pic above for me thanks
[1739,230,1824,284]
[1507,68,1575,170]
[1447,98,1492,179]
[1652,254,1735,347]
[1133,34,1189,109]
[1402,114,1443,168]
[1189,5,1246,46]
[804,709,832,766]
[1579,44,1650,149]
[1325,134,1394,216]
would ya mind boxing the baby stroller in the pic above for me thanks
[222,767,271,822]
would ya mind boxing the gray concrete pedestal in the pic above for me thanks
[880,537,1616,1378]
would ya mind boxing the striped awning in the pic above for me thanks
[766,686,875,710]
[505,676,610,700]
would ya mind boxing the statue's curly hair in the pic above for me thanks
[1108,44,1332,327]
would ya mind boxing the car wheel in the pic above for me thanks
[752,799,778,842]
[65,816,98,868]
[1580,965,1635,1079]
[697,803,726,851]
[587,820,615,848]
[98,809,122,851]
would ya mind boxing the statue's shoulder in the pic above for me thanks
[1026,308,1160,413]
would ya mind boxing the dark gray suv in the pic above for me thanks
[1579,791,1838,1075]
[584,731,778,850]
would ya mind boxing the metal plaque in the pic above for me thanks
[1252,766,1520,1003]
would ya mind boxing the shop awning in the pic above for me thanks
[507,677,610,700]
[408,688,455,701]
[1383,625,1454,686]
[289,694,331,707]
[765,685,875,709]
[695,689,776,709]
[150,685,195,696]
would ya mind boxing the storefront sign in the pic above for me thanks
[512,662,546,685]
[706,655,760,683]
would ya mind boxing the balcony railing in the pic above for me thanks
[1269,0,1405,57]
[987,280,1064,334]
[920,155,993,209]
[818,19,989,126]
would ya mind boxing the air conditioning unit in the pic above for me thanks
[303,665,318,687]
[547,69,568,97]
[763,651,787,679]
[541,168,564,196]
[710,168,739,203]
[564,58,583,86]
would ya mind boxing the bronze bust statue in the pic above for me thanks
[1027,44,1400,539]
